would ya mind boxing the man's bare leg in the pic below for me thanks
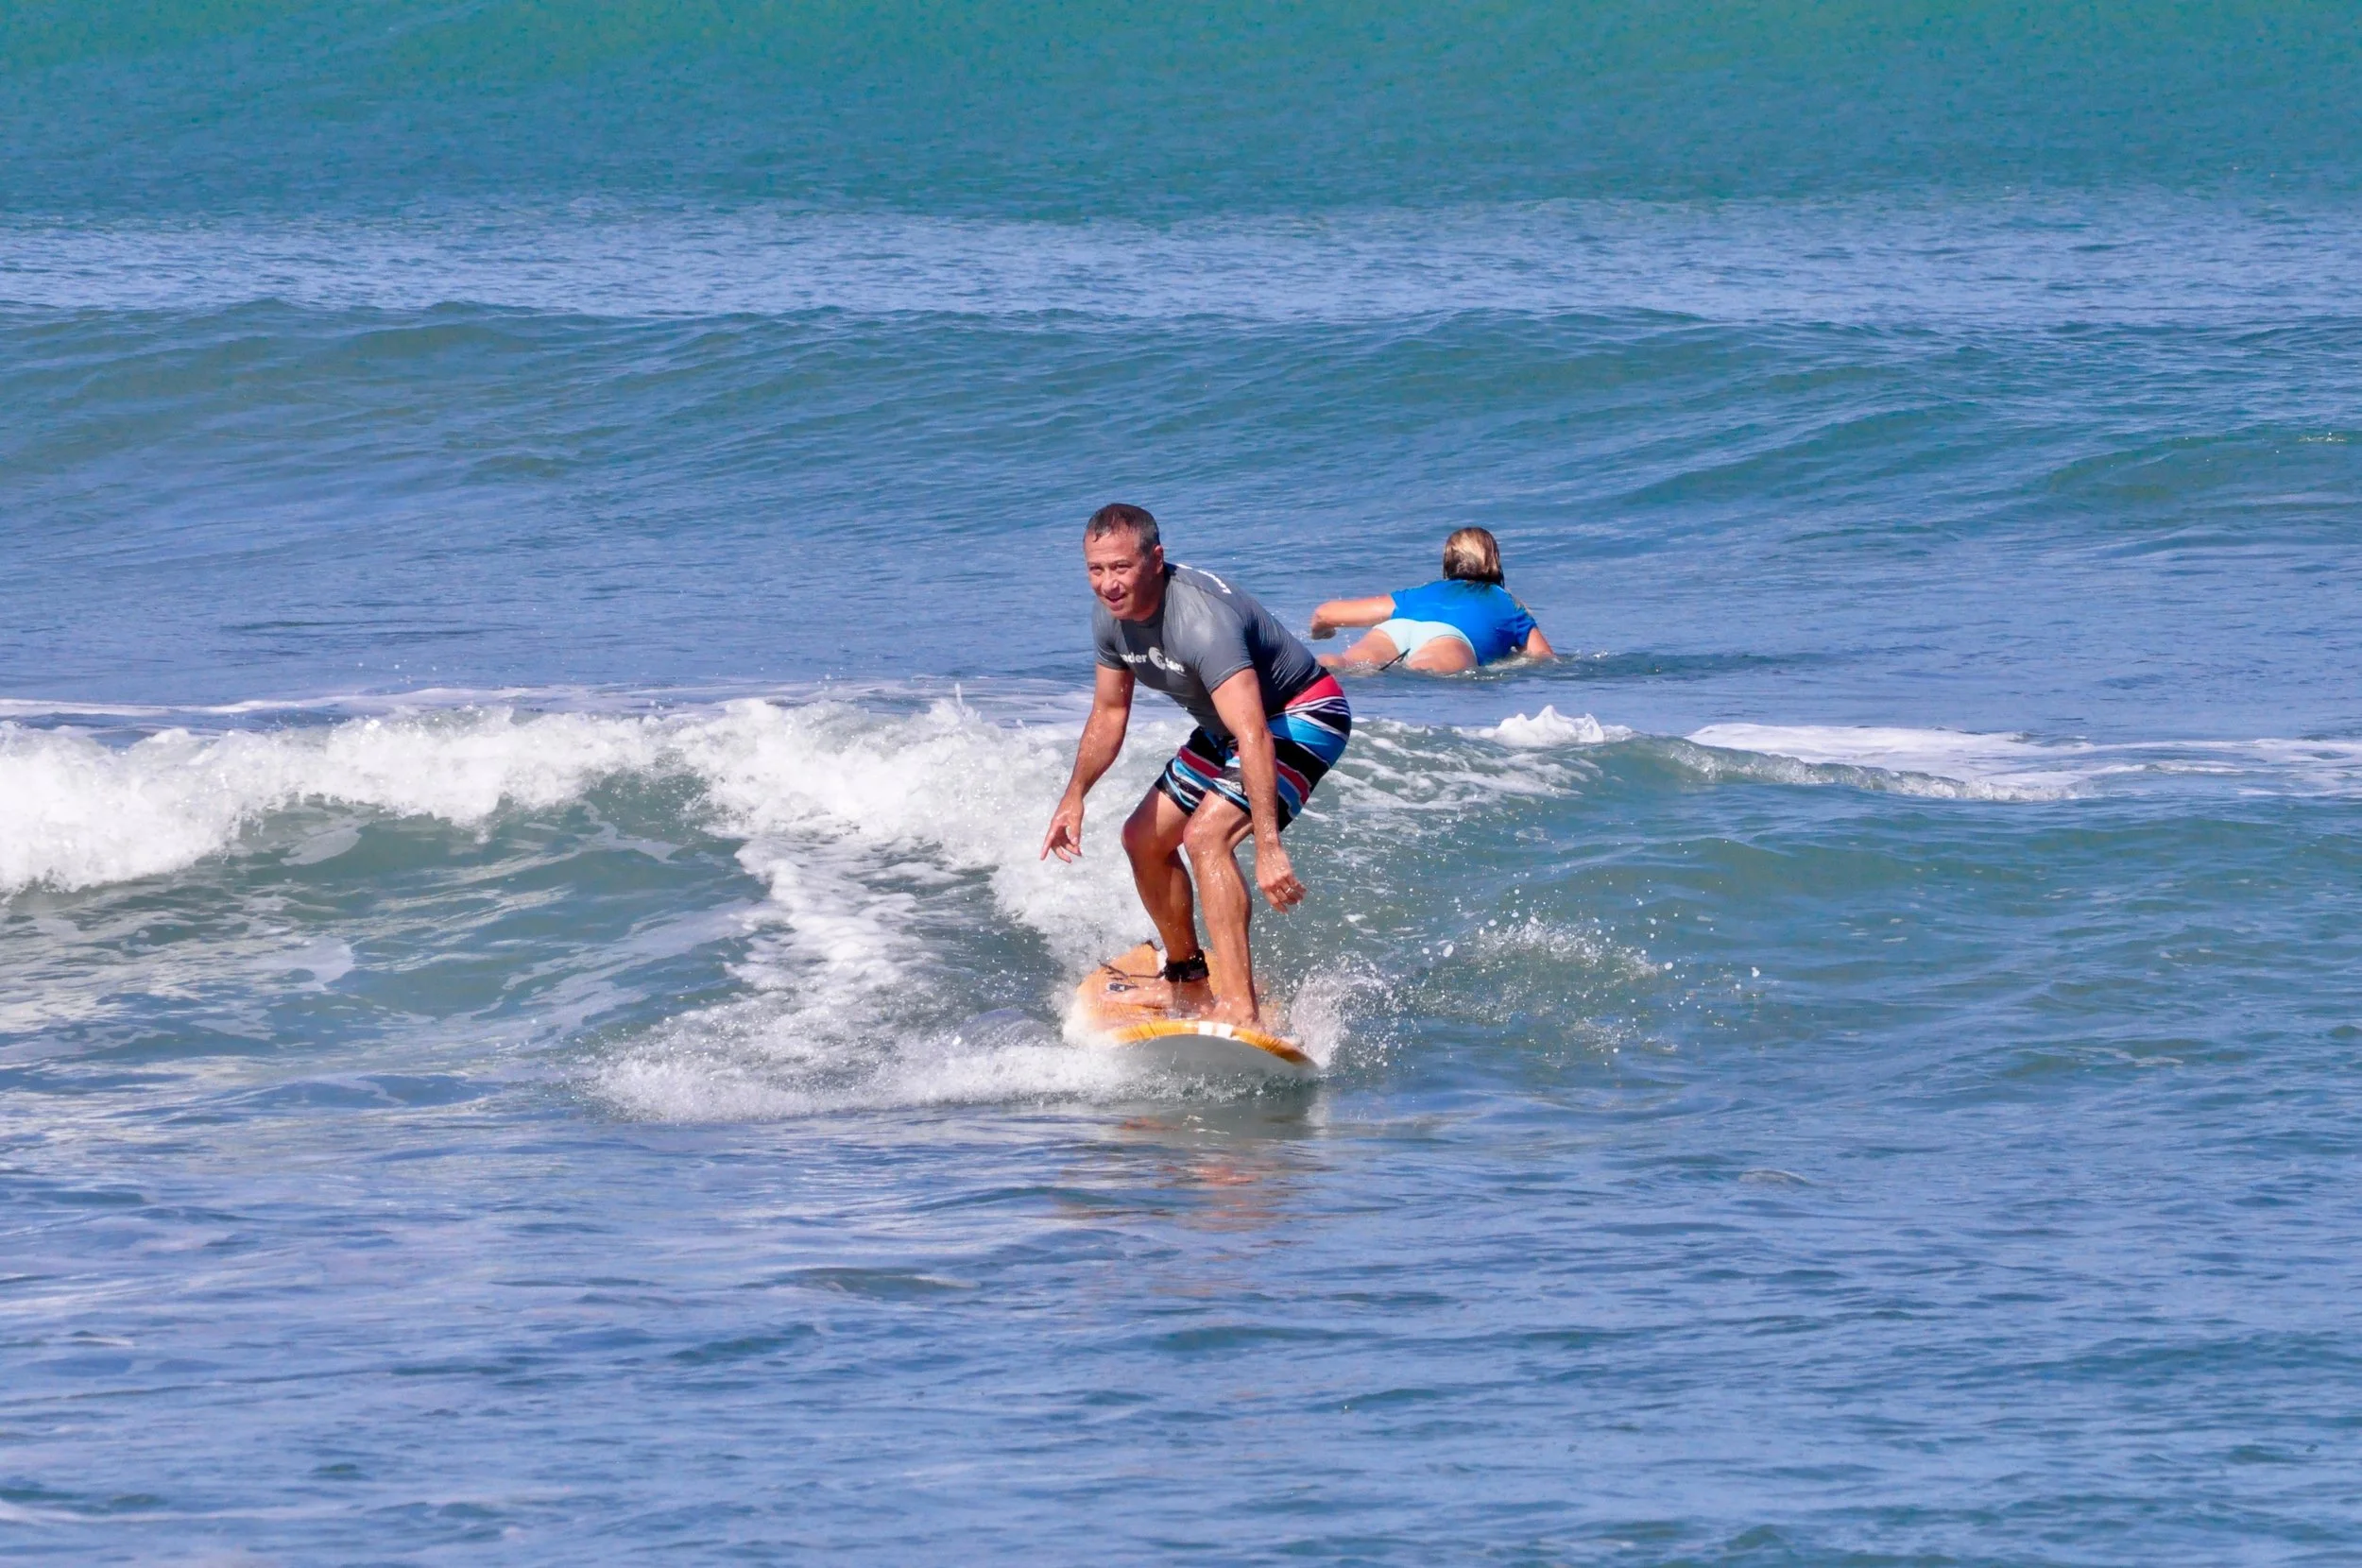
[1180,795,1260,1026]
[1120,787,1212,1013]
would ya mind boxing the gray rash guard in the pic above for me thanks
[1094,563,1324,741]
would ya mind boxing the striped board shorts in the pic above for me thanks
[1156,673,1352,828]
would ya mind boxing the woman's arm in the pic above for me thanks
[1520,625,1556,659]
[1308,594,1396,639]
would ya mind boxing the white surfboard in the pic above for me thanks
[1070,943,1317,1082]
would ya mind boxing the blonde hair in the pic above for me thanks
[1442,526,1504,585]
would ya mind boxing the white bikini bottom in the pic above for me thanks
[1373,618,1475,660]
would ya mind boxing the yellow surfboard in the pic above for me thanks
[1070,943,1317,1081]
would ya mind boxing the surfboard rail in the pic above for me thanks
[1104,1017,1315,1069]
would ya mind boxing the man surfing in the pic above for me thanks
[1040,503,1351,1028]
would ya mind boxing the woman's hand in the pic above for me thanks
[1309,595,1394,640]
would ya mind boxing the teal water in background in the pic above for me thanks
[6,5,2362,1561]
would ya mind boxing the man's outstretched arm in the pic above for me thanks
[1207,671,1304,911]
[1041,664,1136,861]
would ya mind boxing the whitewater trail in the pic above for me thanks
[9,696,2359,901]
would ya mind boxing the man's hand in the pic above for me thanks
[1045,666,1135,866]
[1040,793,1086,862]
[1255,839,1305,911]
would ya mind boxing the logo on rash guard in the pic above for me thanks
[1121,647,1184,674]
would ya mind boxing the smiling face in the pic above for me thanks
[1085,526,1165,622]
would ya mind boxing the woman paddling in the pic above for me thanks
[1309,527,1555,673]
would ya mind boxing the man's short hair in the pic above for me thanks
[1086,503,1160,553]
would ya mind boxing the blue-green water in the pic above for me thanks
[5,5,2362,1561]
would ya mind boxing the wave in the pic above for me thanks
[0,700,1155,966]
[8,693,2357,1117]
[1527,717,2362,802]
[1475,706,1635,749]
[1683,723,2093,801]
[10,698,2362,901]
[1459,708,2103,804]
[1457,708,2362,803]
[1686,724,2362,801]
[1449,710,2092,800]
[7,196,2361,325]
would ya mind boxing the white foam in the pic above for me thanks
[595,1005,1148,1122]
[1274,958,1395,1074]
[675,698,1158,969]
[12,696,2359,1116]
[1474,706,1631,749]
[587,699,1203,1118]
[1329,718,1594,812]
[1675,724,2362,802]
[14,704,2356,906]
[2173,738,2362,794]
[1686,724,2096,798]
[0,711,660,894]
[0,693,1204,1112]
[0,686,587,721]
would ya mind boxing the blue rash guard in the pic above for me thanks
[1384,580,1539,665]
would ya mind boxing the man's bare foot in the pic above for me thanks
[1203,996,1259,1028]
[1166,977,1216,1018]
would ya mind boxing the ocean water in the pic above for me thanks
[6,4,2362,1561]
